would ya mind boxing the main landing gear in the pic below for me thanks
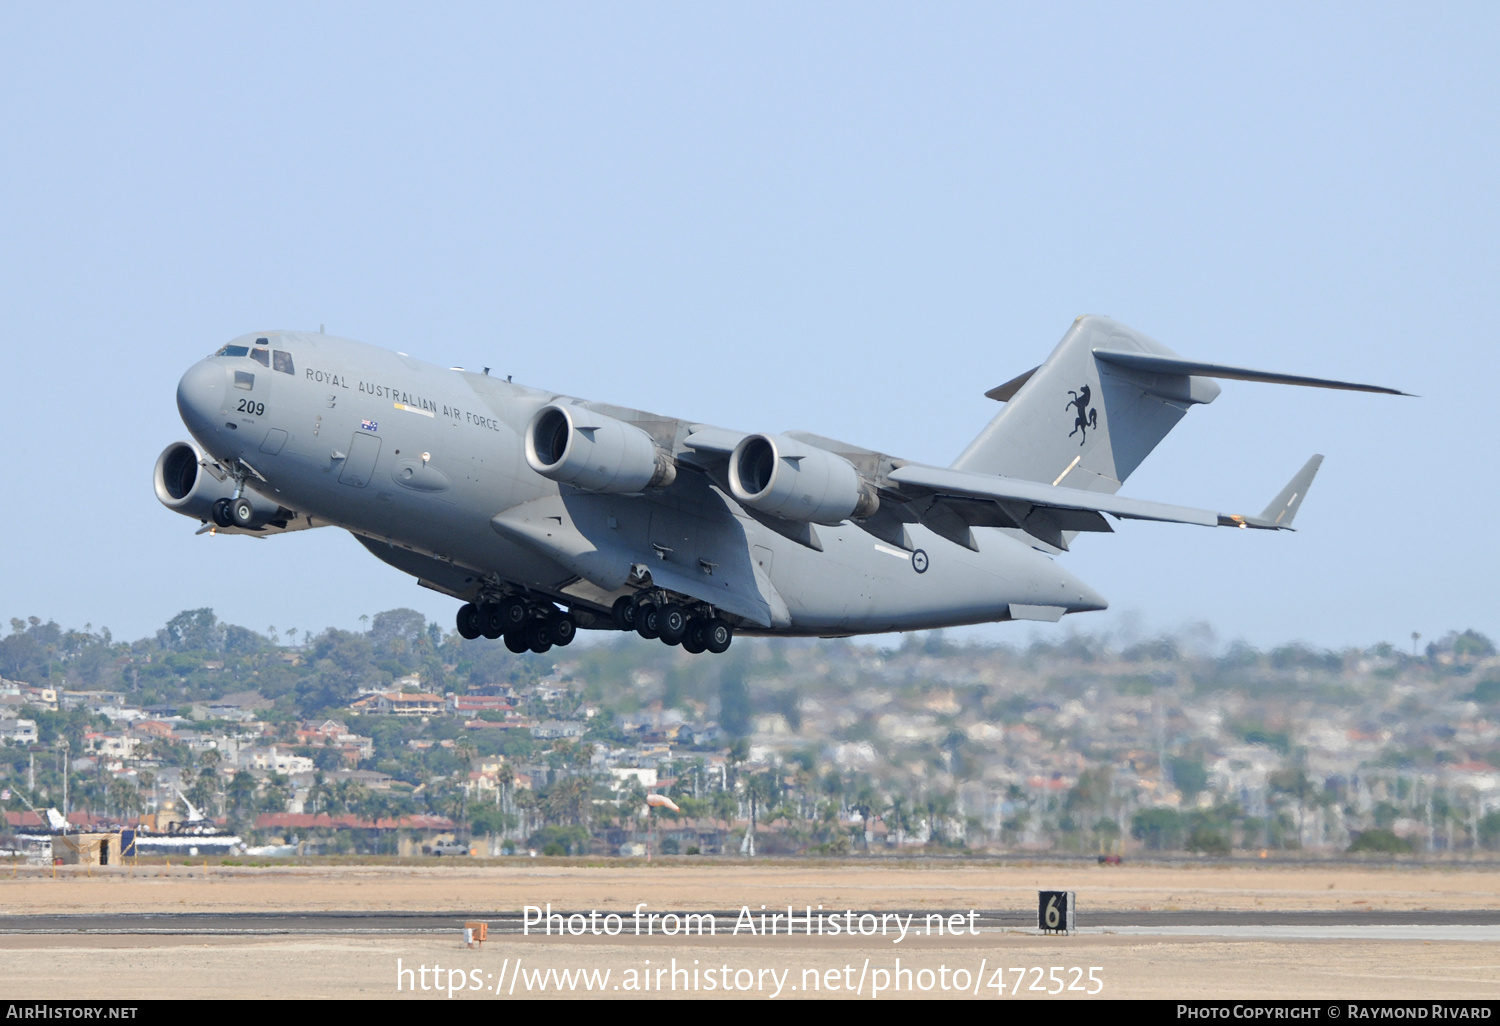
[456,598,576,654]
[611,595,732,655]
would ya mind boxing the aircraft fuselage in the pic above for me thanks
[169,330,1106,640]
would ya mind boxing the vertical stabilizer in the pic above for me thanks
[954,316,1221,493]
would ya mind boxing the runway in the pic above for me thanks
[7,908,1500,936]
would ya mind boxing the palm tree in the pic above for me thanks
[851,781,881,850]
[742,771,778,857]
[542,776,593,828]
[885,795,912,847]
[726,739,749,791]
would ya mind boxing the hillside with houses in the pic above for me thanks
[2,608,1498,858]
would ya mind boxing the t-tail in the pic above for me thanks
[954,315,1409,494]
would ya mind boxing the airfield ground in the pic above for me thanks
[1,859,1497,1000]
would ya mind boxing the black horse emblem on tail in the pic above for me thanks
[1066,385,1097,444]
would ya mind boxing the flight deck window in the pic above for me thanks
[273,350,295,374]
[235,371,255,390]
[250,347,270,367]
[216,345,249,358]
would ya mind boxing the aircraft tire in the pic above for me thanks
[550,615,577,647]
[503,630,529,654]
[229,497,259,528]
[704,619,732,654]
[456,603,481,640]
[211,498,234,528]
[657,604,688,644]
[526,620,553,654]
[497,597,530,631]
[611,596,637,631]
[480,605,505,639]
[634,602,659,640]
[681,618,708,654]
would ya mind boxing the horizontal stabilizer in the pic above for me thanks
[1092,349,1413,396]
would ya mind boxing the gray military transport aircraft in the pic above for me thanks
[156,316,1404,655]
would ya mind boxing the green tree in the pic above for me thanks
[1168,755,1209,802]
[1131,807,1185,850]
[719,668,752,738]
[1348,828,1414,854]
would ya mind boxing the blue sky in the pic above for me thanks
[1,4,1494,649]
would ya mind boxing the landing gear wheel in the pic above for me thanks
[549,614,577,647]
[497,597,530,632]
[634,602,659,640]
[611,596,638,631]
[211,498,234,528]
[229,497,259,528]
[456,603,481,640]
[657,604,688,644]
[681,618,708,654]
[480,604,505,639]
[526,619,553,654]
[503,630,529,654]
[704,618,733,654]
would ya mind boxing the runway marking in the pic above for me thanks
[1085,925,1500,942]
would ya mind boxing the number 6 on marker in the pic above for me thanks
[1037,890,1073,933]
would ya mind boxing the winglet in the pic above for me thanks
[1220,455,1324,530]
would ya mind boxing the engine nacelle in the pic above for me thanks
[728,433,879,524]
[154,441,236,521]
[525,403,676,493]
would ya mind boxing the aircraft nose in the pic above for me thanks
[176,360,225,441]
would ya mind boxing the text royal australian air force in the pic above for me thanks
[304,366,500,431]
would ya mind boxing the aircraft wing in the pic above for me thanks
[686,425,1323,553]
[885,456,1323,548]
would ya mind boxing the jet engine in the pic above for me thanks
[153,441,282,528]
[525,403,676,493]
[154,441,237,521]
[728,433,879,524]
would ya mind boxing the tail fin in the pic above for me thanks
[955,316,1405,491]
[954,316,1216,492]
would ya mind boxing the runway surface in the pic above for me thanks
[6,908,1500,935]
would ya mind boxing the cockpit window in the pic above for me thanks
[273,350,295,374]
[234,371,255,390]
[250,347,270,367]
[216,345,249,358]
